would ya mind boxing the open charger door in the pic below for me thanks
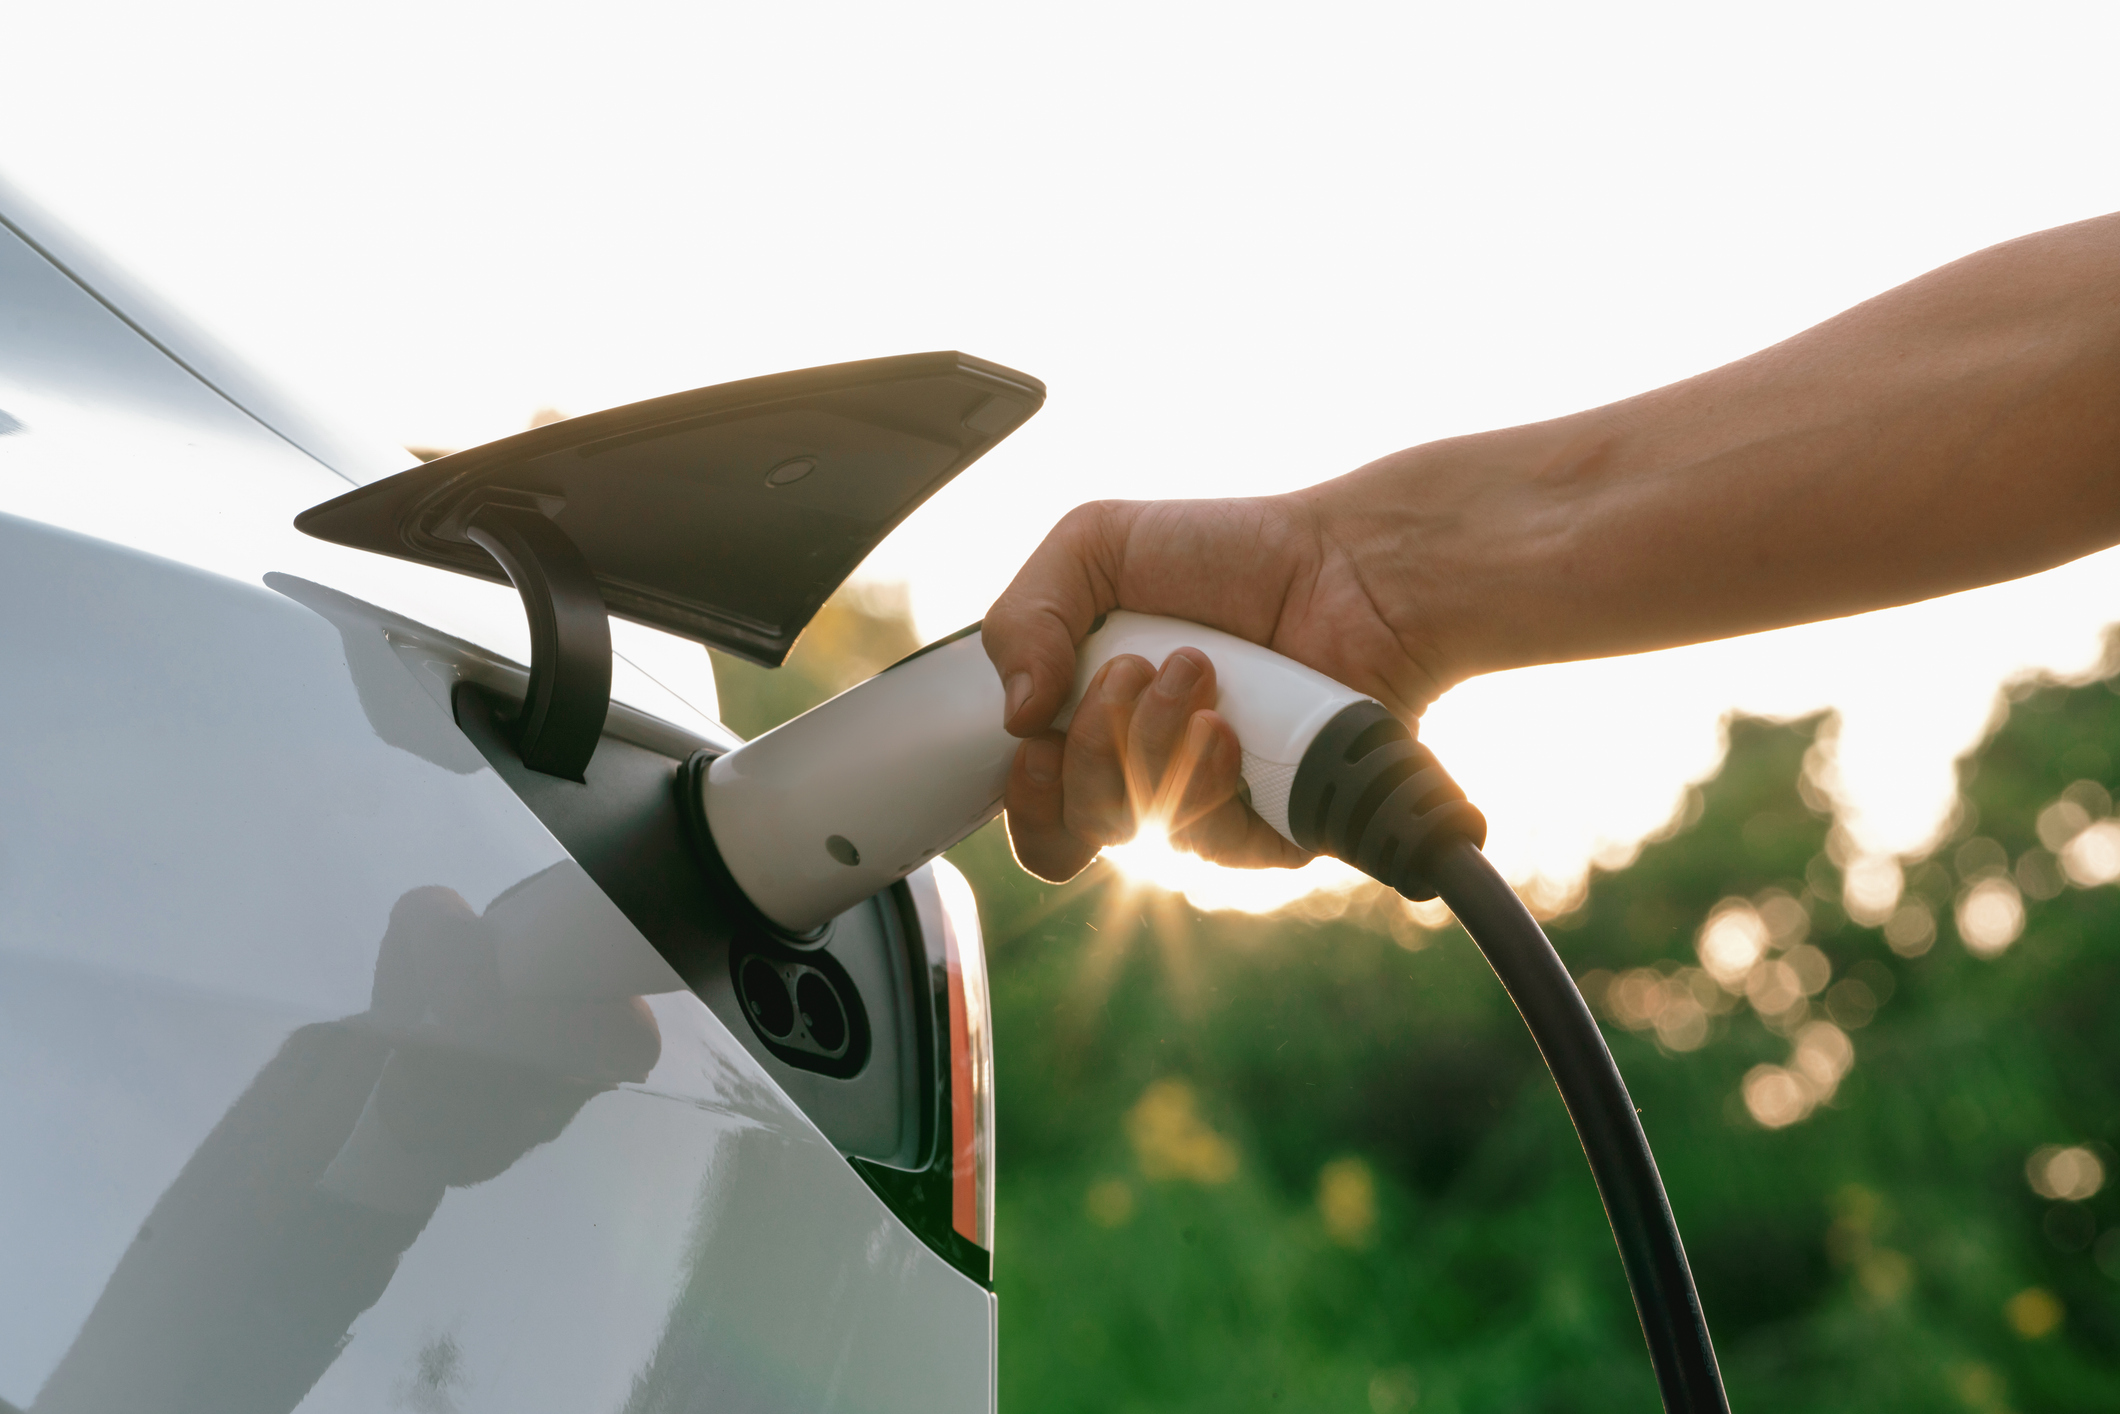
[296,350,1043,668]
[295,351,1038,1288]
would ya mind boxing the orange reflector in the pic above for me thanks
[943,904,978,1243]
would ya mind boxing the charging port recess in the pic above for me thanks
[450,679,991,1286]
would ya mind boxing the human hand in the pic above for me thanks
[984,213,2120,886]
[982,480,1452,882]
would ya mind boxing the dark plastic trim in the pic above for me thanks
[293,351,1045,666]
[1287,699,1486,900]
[725,935,873,1080]
[463,500,611,780]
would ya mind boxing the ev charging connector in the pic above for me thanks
[696,612,1730,1414]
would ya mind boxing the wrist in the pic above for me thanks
[1307,411,1636,690]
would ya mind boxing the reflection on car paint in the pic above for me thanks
[35,886,659,1411]
[0,511,990,1412]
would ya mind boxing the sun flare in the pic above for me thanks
[1100,822,1372,916]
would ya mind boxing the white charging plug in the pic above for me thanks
[700,612,1374,932]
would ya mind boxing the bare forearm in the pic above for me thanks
[1324,212,2120,681]
[984,212,2120,877]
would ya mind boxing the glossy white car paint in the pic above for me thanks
[0,181,994,1411]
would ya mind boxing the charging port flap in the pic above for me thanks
[293,351,1043,668]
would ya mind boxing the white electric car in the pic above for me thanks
[0,172,1033,1414]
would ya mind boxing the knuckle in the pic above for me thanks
[1053,502,1103,535]
[1103,654,1155,695]
[1062,800,1127,847]
[1059,499,1127,535]
[1067,698,1123,751]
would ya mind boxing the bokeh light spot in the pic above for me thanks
[2015,847,2067,900]
[1883,899,1936,957]
[1084,1178,1135,1228]
[2026,1145,2106,1202]
[1824,977,1877,1028]
[1950,1363,2006,1412]
[2006,1286,2064,1340]
[1784,942,1833,996]
[2061,819,2120,887]
[1746,958,1806,1021]
[2094,1229,2120,1280]
[1857,1248,1913,1304]
[2037,798,2091,852]
[1367,1367,1418,1414]
[1842,855,1904,927]
[1600,965,1727,1050]
[1126,1079,1238,1184]
[1743,1065,1810,1128]
[1696,900,1767,987]
[1317,1156,1379,1249]
[1955,835,2009,880]
[1957,877,2025,958]
[1741,1022,1854,1128]
[1793,1021,1853,1090]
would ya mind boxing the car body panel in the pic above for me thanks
[0,213,727,737]
[0,168,417,487]
[0,186,996,1409]
[0,510,993,1411]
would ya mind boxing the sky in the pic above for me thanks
[5,0,2119,910]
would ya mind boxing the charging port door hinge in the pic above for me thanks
[460,496,611,781]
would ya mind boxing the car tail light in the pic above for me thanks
[933,858,994,1252]
[843,860,995,1286]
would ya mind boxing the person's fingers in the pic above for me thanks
[1162,709,1241,832]
[1164,711,1250,859]
[1004,732,1097,883]
[1168,710,1316,868]
[983,501,1140,736]
[1184,805,1317,869]
[1124,649,1217,821]
[1007,672,1312,876]
[1060,654,1154,847]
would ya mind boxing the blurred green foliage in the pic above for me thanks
[716,597,2120,1414]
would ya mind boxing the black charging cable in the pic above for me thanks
[1289,703,1730,1414]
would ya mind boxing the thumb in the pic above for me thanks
[982,606,1085,736]
[983,501,1135,736]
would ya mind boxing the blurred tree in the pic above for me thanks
[709,580,922,738]
[715,598,2120,1414]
